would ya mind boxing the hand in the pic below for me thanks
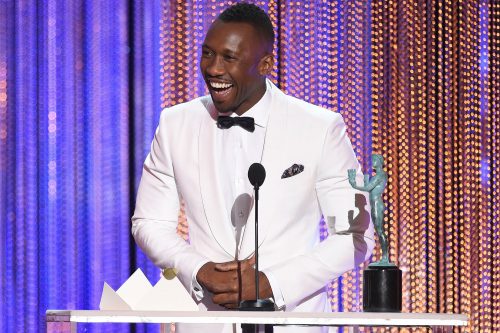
[364,174,370,186]
[213,256,273,309]
[196,261,239,296]
[197,257,273,309]
[347,169,357,185]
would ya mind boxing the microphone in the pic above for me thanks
[248,163,266,188]
[239,163,274,333]
[248,163,265,298]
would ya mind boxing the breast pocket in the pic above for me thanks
[279,168,314,200]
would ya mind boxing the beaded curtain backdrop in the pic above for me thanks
[0,1,497,333]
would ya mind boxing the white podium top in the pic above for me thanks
[46,310,467,327]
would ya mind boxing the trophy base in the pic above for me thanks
[239,299,275,311]
[239,300,275,333]
[363,265,402,312]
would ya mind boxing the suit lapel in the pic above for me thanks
[198,100,237,258]
[238,86,290,259]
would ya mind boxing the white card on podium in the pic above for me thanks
[99,282,132,310]
[116,269,153,308]
[135,275,199,311]
[99,268,199,311]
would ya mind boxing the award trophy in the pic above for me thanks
[348,154,402,312]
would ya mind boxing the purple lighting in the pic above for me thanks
[1,1,497,332]
[1,1,136,332]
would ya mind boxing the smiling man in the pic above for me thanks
[200,10,273,115]
[132,3,374,333]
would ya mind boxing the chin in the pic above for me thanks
[211,99,235,114]
[212,103,232,114]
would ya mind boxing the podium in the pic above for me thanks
[46,310,467,333]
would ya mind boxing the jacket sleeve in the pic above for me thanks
[264,114,375,310]
[131,111,209,298]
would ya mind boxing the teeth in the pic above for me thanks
[210,81,232,89]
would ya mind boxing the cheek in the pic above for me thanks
[199,59,207,73]
[234,67,259,86]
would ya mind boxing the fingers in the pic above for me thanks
[198,263,239,294]
[237,255,256,272]
[212,292,240,309]
[246,255,256,266]
[215,261,238,272]
[208,275,239,294]
[208,256,259,305]
[214,255,255,272]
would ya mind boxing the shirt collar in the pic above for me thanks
[218,79,273,129]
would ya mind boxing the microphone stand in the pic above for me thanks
[239,182,275,333]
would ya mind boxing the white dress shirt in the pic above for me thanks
[215,89,270,246]
[192,81,285,308]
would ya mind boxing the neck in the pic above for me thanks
[234,81,267,116]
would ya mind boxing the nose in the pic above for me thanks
[204,56,225,77]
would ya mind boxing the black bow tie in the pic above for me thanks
[217,116,255,132]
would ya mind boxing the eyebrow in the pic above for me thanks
[222,49,238,56]
[201,44,239,56]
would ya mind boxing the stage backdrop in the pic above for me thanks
[0,0,498,332]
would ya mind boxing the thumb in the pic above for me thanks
[214,260,238,272]
[241,255,256,270]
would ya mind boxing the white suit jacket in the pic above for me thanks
[132,81,374,332]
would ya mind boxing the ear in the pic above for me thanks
[258,54,274,76]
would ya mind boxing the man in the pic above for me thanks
[132,3,374,332]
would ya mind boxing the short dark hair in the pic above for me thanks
[218,3,275,49]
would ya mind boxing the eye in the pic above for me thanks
[223,54,237,61]
[202,49,214,58]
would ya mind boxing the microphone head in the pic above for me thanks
[248,163,266,187]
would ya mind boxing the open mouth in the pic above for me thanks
[208,80,234,100]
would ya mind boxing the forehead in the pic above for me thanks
[203,20,264,52]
